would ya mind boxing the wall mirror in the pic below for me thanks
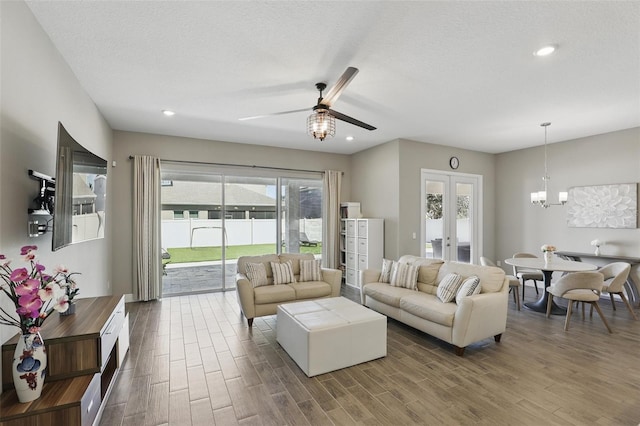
[52,122,108,251]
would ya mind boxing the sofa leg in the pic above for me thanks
[247,318,253,327]
[454,346,465,356]
[494,333,502,343]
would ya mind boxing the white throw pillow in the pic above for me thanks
[299,259,322,282]
[390,262,419,290]
[245,263,269,288]
[270,260,296,285]
[437,273,464,303]
[379,258,394,283]
[455,276,482,304]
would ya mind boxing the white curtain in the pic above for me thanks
[322,170,342,269]
[133,156,162,301]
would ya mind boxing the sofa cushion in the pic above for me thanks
[455,276,481,304]
[290,281,332,299]
[363,282,411,308]
[437,261,505,293]
[397,255,443,294]
[254,284,296,305]
[399,292,457,327]
[245,262,269,288]
[279,253,315,275]
[299,259,322,282]
[271,260,296,285]
[437,273,464,303]
[379,259,394,283]
[237,254,279,278]
[390,262,419,290]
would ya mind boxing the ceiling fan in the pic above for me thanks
[239,67,376,141]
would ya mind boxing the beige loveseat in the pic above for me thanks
[236,253,342,326]
[361,255,509,356]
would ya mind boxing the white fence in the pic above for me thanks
[162,218,322,248]
[425,218,470,242]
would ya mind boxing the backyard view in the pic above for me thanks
[165,243,322,264]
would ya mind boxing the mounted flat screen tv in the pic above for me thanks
[52,122,108,251]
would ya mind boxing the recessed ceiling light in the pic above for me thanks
[533,45,557,57]
[346,136,354,141]
[162,110,175,116]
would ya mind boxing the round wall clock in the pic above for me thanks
[449,156,459,169]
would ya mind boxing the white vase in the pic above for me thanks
[12,333,47,403]
[544,251,553,263]
[595,246,600,256]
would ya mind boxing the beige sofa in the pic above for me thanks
[360,255,509,356]
[236,253,342,326]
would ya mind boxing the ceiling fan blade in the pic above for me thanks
[238,108,310,121]
[321,67,359,107]
[329,109,376,131]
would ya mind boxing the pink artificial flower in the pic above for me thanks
[55,265,69,274]
[28,326,41,334]
[53,295,69,313]
[17,293,42,318]
[15,279,40,296]
[38,282,62,301]
[23,250,37,262]
[35,263,45,273]
[9,268,29,282]
[0,254,5,260]
[20,245,38,256]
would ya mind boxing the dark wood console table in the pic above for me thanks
[0,295,129,426]
[555,251,640,307]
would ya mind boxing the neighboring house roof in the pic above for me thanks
[161,181,276,207]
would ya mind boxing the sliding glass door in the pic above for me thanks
[422,170,482,264]
[160,165,322,296]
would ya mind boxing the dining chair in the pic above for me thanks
[480,256,521,310]
[546,271,612,333]
[597,262,637,320]
[512,252,543,300]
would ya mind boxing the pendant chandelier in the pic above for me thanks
[530,122,568,208]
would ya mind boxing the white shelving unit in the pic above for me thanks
[342,218,384,288]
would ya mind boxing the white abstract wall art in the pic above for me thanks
[566,183,638,228]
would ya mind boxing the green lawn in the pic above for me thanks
[166,243,322,263]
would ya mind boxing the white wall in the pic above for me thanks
[0,1,113,391]
[111,131,351,299]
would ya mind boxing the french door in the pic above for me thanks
[421,169,482,264]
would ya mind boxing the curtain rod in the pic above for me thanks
[127,156,337,175]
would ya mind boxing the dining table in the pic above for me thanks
[504,257,597,315]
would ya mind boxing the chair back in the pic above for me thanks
[598,262,631,293]
[551,271,605,296]
[511,252,539,274]
[480,256,496,267]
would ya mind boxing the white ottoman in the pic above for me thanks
[276,297,386,377]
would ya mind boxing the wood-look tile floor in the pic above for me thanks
[100,286,640,425]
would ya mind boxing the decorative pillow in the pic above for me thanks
[437,273,464,303]
[390,263,419,290]
[379,259,394,283]
[455,276,482,304]
[270,260,296,285]
[299,259,322,282]
[245,263,269,288]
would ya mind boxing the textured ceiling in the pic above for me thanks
[26,1,640,155]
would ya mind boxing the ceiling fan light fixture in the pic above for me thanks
[307,110,335,141]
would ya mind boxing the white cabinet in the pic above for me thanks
[342,218,384,288]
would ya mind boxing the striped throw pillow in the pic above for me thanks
[270,260,296,285]
[299,259,322,282]
[390,262,419,290]
[455,275,482,304]
[437,273,464,303]
[379,259,394,283]
[245,263,269,288]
